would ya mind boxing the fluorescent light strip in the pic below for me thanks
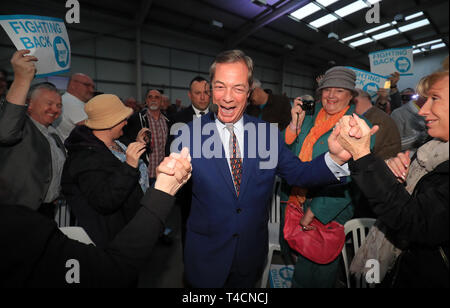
[367,0,381,4]
[365,23,391,34]
[316,0,340,6]
[372,29,400,40]
[290,2,321,20]
[417,39,443,47]
[431,43,446,50]
[350,37,374,47]
[413,49,423,54]
[398,19,430,32]
[309,14,338,28]
[405,12,424,21]
[342,32,364,42]
[335,0,367,18]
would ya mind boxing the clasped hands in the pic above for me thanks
[155,147,192,196]
[332,114,379,162]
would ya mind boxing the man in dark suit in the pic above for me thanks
[0,50,66,218]
[168,76,211,248]
[169,76,211,125]
[171,50,353,288]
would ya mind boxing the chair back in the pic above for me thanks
[342,218,376,288]
[269,177,282,224]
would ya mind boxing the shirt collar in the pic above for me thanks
[29,116,56,136]
[215,114,244,134]
[192,105,209,117]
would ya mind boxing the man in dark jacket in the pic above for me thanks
[245,78,291,131]
[0,50,66,218]
[167,76,211,248]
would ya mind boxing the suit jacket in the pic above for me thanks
[0,100,55,209]
[176,113,341,287]
[166,106,196,155]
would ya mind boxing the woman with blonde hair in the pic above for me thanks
[338,61,449,287]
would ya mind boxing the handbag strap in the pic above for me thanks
[439,246,449,270]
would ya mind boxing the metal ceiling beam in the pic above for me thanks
[136,0,153,26]
[353,32,449,61]
[290,0,447,65]
[225,0,311,49]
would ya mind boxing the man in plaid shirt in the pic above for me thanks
[121,89,169,185]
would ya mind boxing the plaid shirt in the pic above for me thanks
[146,111,168,178]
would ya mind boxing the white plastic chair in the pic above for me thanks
[341,218,376,288]
[59,226,95,245]
[260,176,282,288]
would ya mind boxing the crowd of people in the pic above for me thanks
[0,46,448,288]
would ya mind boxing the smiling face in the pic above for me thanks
[212,61,250,124]
[418,76,449,142]
[321,87,353,116]
[28,88,62,127]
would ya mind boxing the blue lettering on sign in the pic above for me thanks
[19,36,52,49]
[395,56,411,73]
[53,36,69,68]
[363,82,380,98]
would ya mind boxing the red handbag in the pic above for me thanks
[283,202,345,264]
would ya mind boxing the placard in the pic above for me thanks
[369,47,414,77]
[0,14,71,78]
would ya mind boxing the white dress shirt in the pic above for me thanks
[52,92,87,142]
[192,105,209,118]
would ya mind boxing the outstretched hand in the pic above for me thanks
[337,114,379,160]
[155,147,192,196]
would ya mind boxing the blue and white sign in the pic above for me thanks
[0,15,71,78]
[369,47,414,77]
[347,66,388,98]
[269,264,294,288]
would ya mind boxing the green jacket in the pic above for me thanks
[280,103,375,225]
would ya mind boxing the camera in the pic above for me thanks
[144,130,152,153]
[301,100,315,115]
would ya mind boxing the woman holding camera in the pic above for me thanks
[62,94,151,248]
[280,67,374,288]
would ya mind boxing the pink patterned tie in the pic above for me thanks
[226,124,242,196]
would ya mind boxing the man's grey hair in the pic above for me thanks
[209,50,254,89]
[355,88,371,100]
[252,78,262,90]
[27,82,61,101]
